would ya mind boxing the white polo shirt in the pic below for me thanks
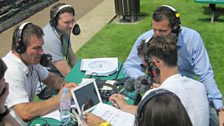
[3,51,48,125]
[142,74,209,126]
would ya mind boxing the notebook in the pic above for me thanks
[71,80,102,115]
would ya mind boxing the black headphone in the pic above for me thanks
[135,89,180,125]
[142,38,160,78]
[99,83,119,102]
[161,5,181,34]
[50,4,81,35]
[50,4,74,27]
[15,22,32,54]
[94,78,119,102]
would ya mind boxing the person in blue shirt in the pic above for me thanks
[122,5,224,125]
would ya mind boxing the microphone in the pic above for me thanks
[40,54,52,67]
[120,77,144,105]
[72,24,81,35]
[123,78,135,92]
[118,77,135,93]
[120,75,152,94]
[134,75,152,93]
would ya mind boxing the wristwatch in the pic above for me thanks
[0,106,10,122]
[100,122,111,126]
[217,106,224,112]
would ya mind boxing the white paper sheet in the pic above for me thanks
[92,103,135,126]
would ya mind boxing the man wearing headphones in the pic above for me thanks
[42,3,79,77]
[123,5,224,125]
[2,22,76,125]
[85,35,209,126]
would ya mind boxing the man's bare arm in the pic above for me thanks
[53,60,71,77]
[13,94,60,121]
[43,72,64,89]
[67,47,77,67]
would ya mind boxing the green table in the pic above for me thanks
[30,60,127,125]
[194,0,224,23]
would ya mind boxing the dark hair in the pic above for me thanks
[0,58,7,80]
[50,3,75,24]
[136,91,192,126]
[138,35,177,67]
[11,23,44,50]
[152,6,180,33]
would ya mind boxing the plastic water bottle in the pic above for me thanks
[60,88,71,125]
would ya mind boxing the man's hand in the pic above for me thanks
[62,82,77,89]
[109,94,128,110]
[109,93,137,114]
[85,113,106,126]
[219,111,224,126]
[62,82,76,97]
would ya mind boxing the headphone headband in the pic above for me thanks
[18,22,30,39]
[53,4,73,18]
[18,22,30,30]
[15,22,32,54]
[135,89,180,125]
[161,5,180,18]
[50,4,74,27]
[161,5,176,12]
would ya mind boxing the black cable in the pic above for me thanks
[89,72,99,79]
[34,68,43,90]
[114,62,123,80]
[34,68,54,99]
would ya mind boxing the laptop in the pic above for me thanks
[71,80,103,115]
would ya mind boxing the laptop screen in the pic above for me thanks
[71,80,102,115]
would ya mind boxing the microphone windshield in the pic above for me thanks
[40,54,52,67]
[124,78,135,92]
[72,24,81,35]
[134,75,150,93]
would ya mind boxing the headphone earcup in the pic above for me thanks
[72,24,81,35]
[151,64,160,77]
[50,18,57,28]
[98,83,118,102]
[15,42,26,54]
[172,24,180,34]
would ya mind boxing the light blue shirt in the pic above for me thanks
[123,26,223,109]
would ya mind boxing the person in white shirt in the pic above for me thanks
[86,35,209,126]
[3,22,76,125]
